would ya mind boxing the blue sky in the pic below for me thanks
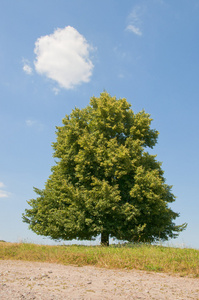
[0,0,199,248]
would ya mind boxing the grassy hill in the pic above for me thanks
[0,242,198,278]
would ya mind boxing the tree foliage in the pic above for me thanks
[23,92,186,245]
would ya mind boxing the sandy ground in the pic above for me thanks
[0,260,199,299]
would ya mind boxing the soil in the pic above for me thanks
[0,260,199,299]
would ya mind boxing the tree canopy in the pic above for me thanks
[23,92,186,245]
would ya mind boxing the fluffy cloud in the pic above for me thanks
[52,87,60,95]
[34,26,94,89]
[22,59,33,75]
[0,182,9,198]
[0,191,9,198]
[126,6,144,36]
[0,182,5,188]
[26,119,44,131]
[126,24,142,36]
[26,119,37,127]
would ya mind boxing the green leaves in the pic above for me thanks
[23,92,186,245]
[130,110,159,148]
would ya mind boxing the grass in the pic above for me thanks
[0,242,198,278]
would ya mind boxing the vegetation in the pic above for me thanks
[0,242,198,278]
[22,92,186,245]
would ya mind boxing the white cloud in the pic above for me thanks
[0,190,9,198]
[126,24,142,36]
[52,87,60,95]
[34,26,94,89]
[26,119,36,127]
[26,119,44,131]
[0,182,5,188]
[22,59,33,75]
[0,182,9,199]
[126,6,144,36]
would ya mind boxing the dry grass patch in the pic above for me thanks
[0,242,198,277]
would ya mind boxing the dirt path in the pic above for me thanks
[0,260,199,299]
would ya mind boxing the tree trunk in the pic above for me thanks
[101,232,109,246]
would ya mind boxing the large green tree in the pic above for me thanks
[23,92,186,245]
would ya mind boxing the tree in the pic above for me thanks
[22,92,186,246]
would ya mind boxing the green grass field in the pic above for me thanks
[0,242,198,278]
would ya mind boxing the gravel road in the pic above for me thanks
[0,260,199,299]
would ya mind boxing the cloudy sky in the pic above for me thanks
[1,0,199,248]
